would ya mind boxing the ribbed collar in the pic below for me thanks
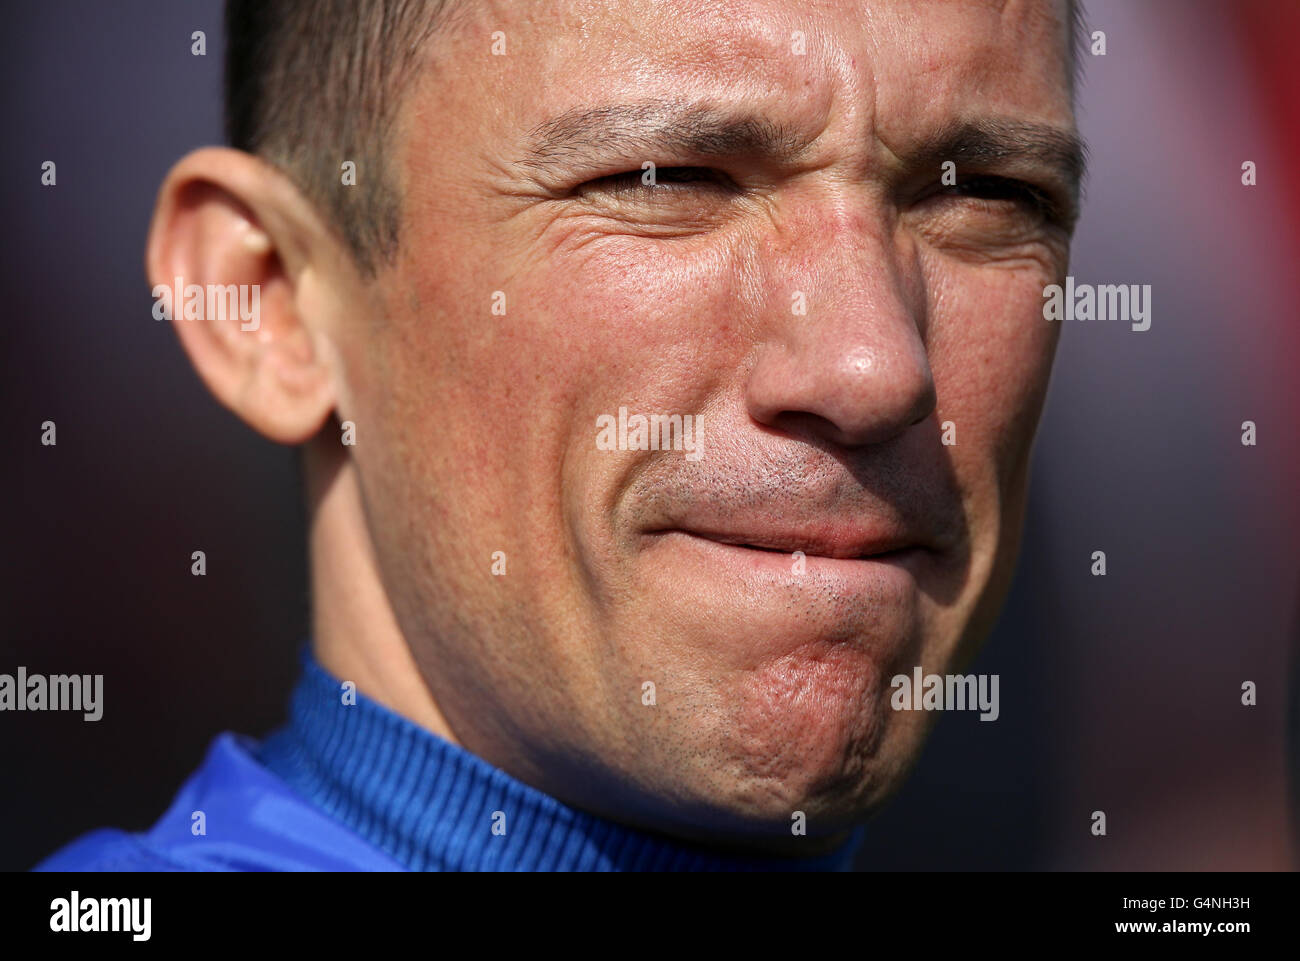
[258,647,864,871]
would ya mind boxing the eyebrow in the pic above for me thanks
[519,100,810,172]
[520,100,1087,216]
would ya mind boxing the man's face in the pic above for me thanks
[333,0,1075,846]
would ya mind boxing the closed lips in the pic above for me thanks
[651,527,920,559]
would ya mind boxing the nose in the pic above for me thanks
[744,197,936,449]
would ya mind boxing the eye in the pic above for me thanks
[935,175,1065,226]
[574,166,737,199]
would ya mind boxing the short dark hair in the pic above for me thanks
[224,0,1083,276]
[224,0,454,275]
[1069,0,1089,93]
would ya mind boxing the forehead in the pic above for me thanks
[443,0,1074,145]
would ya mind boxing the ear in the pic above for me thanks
[146,147,344,444]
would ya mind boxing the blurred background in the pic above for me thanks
[1,0,1296,871]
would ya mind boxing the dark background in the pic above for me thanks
[3,0,1296,871]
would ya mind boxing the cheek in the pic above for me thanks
[504,227,757,500]
[926,260,1060,495]
[519,223,752,364]
[351,226,755,609]
[392,219,751,435]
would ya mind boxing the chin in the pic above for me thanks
[651,637,931,833]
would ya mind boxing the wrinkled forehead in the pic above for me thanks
[442,0,1075,148]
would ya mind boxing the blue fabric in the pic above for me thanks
[35,647,865,872]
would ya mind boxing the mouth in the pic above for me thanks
[631,524,932,659]
[638,528,928,608]
[645,527,923,562]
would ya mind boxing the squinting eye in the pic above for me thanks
[575,166,735,198]
[938,175,1063,225]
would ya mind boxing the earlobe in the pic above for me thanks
[146,147,338,445]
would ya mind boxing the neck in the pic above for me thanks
[304,432,459,745]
